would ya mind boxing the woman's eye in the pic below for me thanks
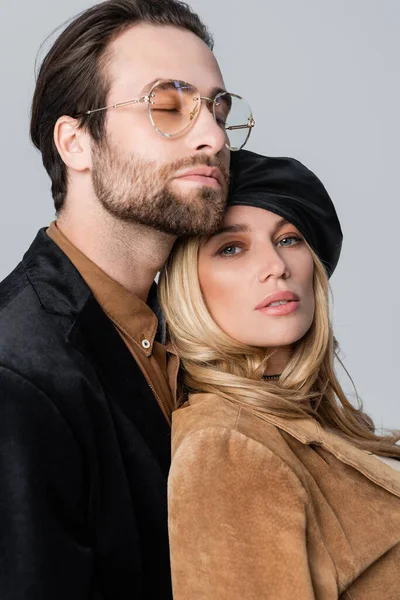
[277,236,301,248]
[219,244,242,256]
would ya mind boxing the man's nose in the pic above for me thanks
[184,98,228,156]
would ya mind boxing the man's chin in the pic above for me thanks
[169,180,226,209]
[152,202,225,237]
[169,179,211,201]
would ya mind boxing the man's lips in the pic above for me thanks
[255,291,300,316]
[174,166,224,188]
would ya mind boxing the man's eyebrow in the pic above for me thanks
[139,79,161,94]
[138,80,228,96]
[209,86,228,98]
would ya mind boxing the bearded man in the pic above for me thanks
[0,0,255,598]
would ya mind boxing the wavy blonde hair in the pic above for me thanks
[159,236,400,458]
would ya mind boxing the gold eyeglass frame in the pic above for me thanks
[76,78,255,151]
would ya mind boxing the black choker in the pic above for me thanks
[262,374,281,381]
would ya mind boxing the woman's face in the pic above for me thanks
[198,205,315,348]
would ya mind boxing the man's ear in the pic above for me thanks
[54,116,92,171]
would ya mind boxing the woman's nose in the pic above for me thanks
[256,247,289,282]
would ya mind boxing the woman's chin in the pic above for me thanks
[231,326,310,349]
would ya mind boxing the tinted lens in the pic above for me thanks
[214,92,254,151]
[149,80,199,136]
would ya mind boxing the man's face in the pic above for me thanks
[91,24,231,236]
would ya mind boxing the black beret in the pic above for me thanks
[228,150,343,278]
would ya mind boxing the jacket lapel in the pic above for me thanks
[250,409,400,499]
[24,228,171,475]
[68,298,171,474]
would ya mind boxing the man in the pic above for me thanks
[0,0,254,598]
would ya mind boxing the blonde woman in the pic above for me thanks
[159,150,400,600]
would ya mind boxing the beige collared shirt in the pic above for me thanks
[47,221,175,425]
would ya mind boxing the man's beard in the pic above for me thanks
[91,137,230,236]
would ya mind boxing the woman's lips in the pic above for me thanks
[255,291,300,316]
[256,299,300,316]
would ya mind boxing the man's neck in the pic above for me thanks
[57,206,176,303]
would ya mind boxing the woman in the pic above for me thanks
[159,150,400,599]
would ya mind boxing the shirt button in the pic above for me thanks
[142,339,151,350]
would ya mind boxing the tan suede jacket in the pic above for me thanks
[168,393,400,600]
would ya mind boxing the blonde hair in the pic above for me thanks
[159,236,400,458]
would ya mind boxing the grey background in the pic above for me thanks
[1,0,399,428]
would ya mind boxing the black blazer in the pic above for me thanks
[0,229,172,599]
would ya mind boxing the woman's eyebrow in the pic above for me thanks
[213,223,251,236]
[272,217,291,235]
[208,217,293,242]
[214,217,290,236]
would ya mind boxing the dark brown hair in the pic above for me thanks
[30,0,214,213]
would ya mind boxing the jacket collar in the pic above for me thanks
[23,227,165,340]
[250,409,400,499]
[22,228,171,473]
[23,228,91,318]
[187,390,400,499]
[46,222,161,355]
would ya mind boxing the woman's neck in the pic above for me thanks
[264,346,293,376]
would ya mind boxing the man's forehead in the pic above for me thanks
[107,23,224,96]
